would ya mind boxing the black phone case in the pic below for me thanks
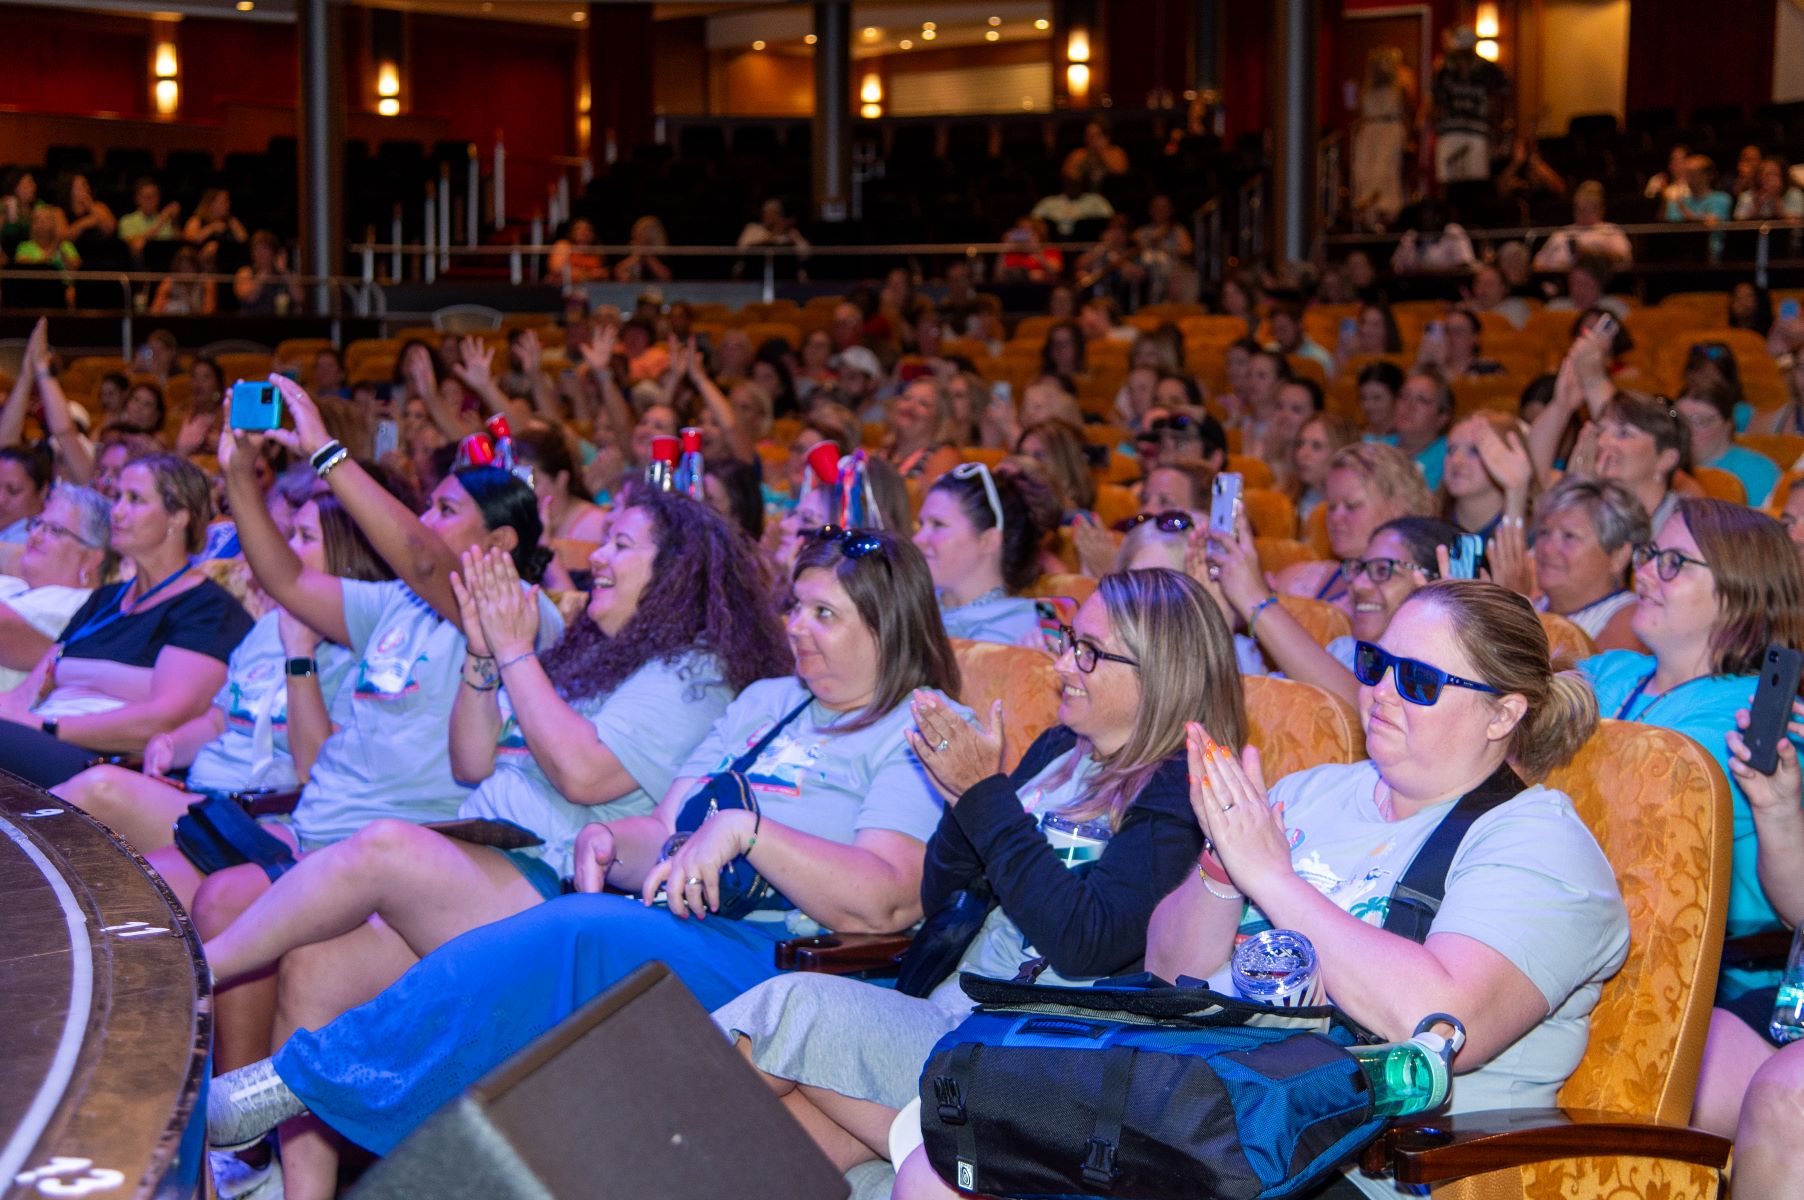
[423,817,545,851]
[1744,645,1804,775]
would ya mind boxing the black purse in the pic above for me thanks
[663,694,813,920]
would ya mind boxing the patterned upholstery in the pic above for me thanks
[1429,719,1733,1200]
[1537,610,1596,666]
[1243,675,1364,781]
[1276,594,1352,648]
[1023,573,1098,605]
[1689,465,1748,505]
[950,639,1060,773]
[198,556,271,619]
[1243,487,1300,539]
[1095,484,1140,529]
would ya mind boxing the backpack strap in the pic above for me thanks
[1380,760,1524,945]
[728,694,814,774]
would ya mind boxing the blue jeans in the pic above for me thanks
[273,893,789,1153]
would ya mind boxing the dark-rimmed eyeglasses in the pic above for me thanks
[1341,556,1436,584]
[1632,542,1710,582]
[1116,510,1195,534]
[1353,640,1499,706]
[26,515,98,548]
[1055,624,1140,674]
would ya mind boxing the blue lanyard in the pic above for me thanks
[1614,670,1710,722]
[62,565,192,649]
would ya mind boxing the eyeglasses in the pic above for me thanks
[1149,415,1202,438]
[950,461,1005,536]
[1353,640,1500,706]
[1116,510,1195,534]
[1055,624,1140,674]
[1632,542,1710,581]
[1341,556,1437,584]
[26,516,98,548]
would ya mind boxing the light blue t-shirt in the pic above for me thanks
[187,611,355,795]
[461,652,732,877]
[1212,760,1625,1160]
[1582,651,1794,983]
[1704,444,1780,508]
[293,579,564,851]
[938,593,1045,649]
[675,675,953,852]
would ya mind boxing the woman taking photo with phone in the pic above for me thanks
[1579,498,1804,1005]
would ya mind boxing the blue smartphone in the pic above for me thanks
[1448,532,1483,580]
[229,381,283,432]
[1782,299,1801,322]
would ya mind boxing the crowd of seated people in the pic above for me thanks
[0,146,1801,1200]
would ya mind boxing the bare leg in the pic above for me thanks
[55,765,192,851]
[731,1037,891,1172]
[1693,1007,1778,1135]
[143,843,207,912]
[893,1146,962,1200]
[273,920,421,1200]
[204,819,543,983]
[192,865,277,1073]
[1734,1039,1804,1200]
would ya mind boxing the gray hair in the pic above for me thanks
[1534,475,1651,554]
[49,483,117,577]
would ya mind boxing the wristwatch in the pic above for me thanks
[40,717,58,739]
[285,657,319,677]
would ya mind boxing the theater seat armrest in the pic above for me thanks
[232,788,303,818]
[775,933,913,974]
[1722,928,1793,969]
[1358,1108,1733,1185]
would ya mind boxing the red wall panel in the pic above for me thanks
[1626,0,1775,120]
[179,18,299,124]
[0,8,149,118]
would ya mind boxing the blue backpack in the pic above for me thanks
[920,973,1384,1200]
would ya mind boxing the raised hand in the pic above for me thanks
[905,690,1004,803]
[454,336,495,390]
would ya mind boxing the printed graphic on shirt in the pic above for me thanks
[741,724,823,797]
[355,649,427,700]
[223,661,288,732]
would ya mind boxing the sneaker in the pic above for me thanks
[211,1146,283,1200]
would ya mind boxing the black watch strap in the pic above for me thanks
[40,717,58,739]
[285,657,319,677]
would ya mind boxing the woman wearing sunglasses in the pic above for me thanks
[1210,511,1459,707]
[914,461,1057,648]
[717,569,1240,1195]
[1143,581,1628,1200]
[1273,441,1434,613]
[1580,498,1804,1009]
[208,530,965,1163]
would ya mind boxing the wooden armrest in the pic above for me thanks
[774,933,913,974]
[231,788,303,818]
[86,753,145,773]
[1723,928,1793,969]
[1359,1107,1732,1186]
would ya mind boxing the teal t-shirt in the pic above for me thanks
[1413,436,1448,490]
[1705,444,1780,507]
[460,651,732,877]
[187,611,355,795]
[938,593,1045,649]
[1582,649,1799,994]
[292,579,564,851]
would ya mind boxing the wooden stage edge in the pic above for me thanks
[0,775,209,1200]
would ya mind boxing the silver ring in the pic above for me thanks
[1220,802,1235,813]
[935,738,950,752]
[1207,565,1221,581]
[685,876,703,888]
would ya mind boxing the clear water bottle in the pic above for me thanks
[674,426,705,499]
[1346,1015,1465,1118]
[1769,925,1804,1044]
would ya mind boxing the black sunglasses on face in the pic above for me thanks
[1353,640,1500,706]
[1116,509,1196,534]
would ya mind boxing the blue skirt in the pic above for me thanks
[272,892,790,1153]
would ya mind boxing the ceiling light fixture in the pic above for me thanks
[752,39,765,50]
[987,15,1001,26]
[1034,18,1049,30]
[899,38,912,48]
[804,33,817,44]
[984,29,999,41]
[920,28,935,40]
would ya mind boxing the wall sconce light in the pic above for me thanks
[1475,3,1500,61]
[859,72,882,119]
[154,42,178,79]
[1067,64,1091,96]
[1066,29,1090,63]
[377,60,400,98]
[154,78,180,115]
[151,37,179,115]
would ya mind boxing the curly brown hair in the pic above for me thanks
[538,491,792,702]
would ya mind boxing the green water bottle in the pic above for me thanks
[1346,1013,1466,1118]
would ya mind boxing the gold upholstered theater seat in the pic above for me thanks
[1242,675,1363,780]
[1537,610,1596,666]
[1365,719,1735,1199]
[949,638,1058,774]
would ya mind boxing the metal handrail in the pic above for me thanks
[1323,218,1802,245]
[0,270,385,357]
